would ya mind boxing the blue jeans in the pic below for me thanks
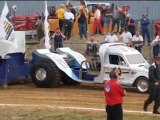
[141,26,150,43]
[78,23,87,39]
[135,45,143,53]
[153,45,160,58]
[112,18,120,32]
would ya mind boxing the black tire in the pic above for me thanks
[135,77,149,93]
[31,59,61,88]
[61,73,80,85]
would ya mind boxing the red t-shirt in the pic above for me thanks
[104,79,125,106]
[155,23,160,35]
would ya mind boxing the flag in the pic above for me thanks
[44,1,51,50]
[1,1,9,17]
[0,1,16,47]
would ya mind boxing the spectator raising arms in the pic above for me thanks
[104,31,119,43]
[119,5,129,31]
[120,27,132,46]
[56,4,65,31]
[132,31,143,53]
[140,13,151,45]
[77,8,88,40]
[51,28,65,51]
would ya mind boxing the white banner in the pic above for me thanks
[44,1,51,50]
[0,2,16,47]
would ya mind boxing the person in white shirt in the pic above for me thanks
[120,27,132,46]
[105,31,119,43]
[151,33,160,58]
[132,31,143,53]
[63,5,74,40]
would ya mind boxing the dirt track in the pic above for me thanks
[0,83,148,111]
[2,35,152,119]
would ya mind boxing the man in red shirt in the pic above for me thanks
[155,19,160,36]
[104,69,126,120]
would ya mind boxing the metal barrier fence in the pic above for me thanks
[63,41,152,63]
[63,42,100,56]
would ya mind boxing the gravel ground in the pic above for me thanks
[25,34,152,62]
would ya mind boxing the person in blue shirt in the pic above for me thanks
[140,13,150,45]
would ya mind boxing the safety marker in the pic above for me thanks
[0,103,153,115]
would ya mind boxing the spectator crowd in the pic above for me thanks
[35,1,160,58]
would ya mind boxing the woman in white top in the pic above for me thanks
[120,27,132,46]
[104,31,119,43]
[132,31,143,53]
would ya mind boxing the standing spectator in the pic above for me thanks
[48,6,56,18]
[120,27,132,46]
[132,31,143,53]
[35,15,44,40]
[102,3,113,34]
[93,5,104,35]
[125,14,135,36]
[104,31,119,43]
[51,28,65,51]
[119,5,129,31]
[63,5,74,40]
[104,69,126,120]
[68,3,76,22]
[77,8,88,40]
[56,4,65,31]
[151,33,160,58]
[79,0,88,13]
[79,1,88,32]
[140,13,151,45]
[111,5,121,33]
[143,55,160,114]
[155,18,160,36]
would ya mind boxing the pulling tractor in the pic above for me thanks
[0,29,149,93]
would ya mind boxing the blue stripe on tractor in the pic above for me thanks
[72,68,96,81]
[69,59,81,68]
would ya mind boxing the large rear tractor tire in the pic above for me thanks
[31,59,61,88]
[61,73,80,85]
[135,77,149,93]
